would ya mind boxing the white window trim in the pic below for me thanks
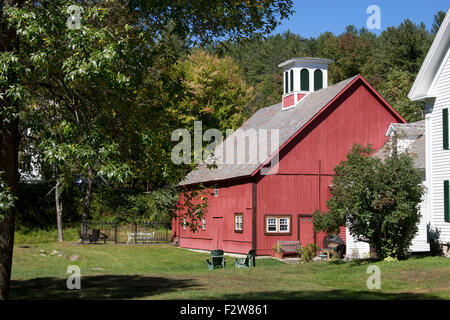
[183,218,186,231]
[279,217,290,232]
[235,214,243,232]
[202,218,206,230]
[265,216,291,233]
[266,217,278,233]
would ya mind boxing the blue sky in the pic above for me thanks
[271,0,449,37]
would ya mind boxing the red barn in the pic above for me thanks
[172,57,405,256]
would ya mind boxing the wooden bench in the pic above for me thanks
[277,240,300,257]
[126,231,155,244]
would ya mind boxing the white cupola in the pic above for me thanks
[278,57,333,110]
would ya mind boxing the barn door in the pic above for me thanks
[298,215,315,246]
[213,217,223,249]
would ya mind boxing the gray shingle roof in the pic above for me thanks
[179,76,359,186]
[408,135,425,169]
[387,121,425,136]
[374,120,425,170]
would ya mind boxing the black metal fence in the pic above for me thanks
[78,220,171,245]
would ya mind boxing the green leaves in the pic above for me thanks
[177,186,209,233]
[1,0,294,231]
[174,49,252,133]
[0,172,18,220]
[378,68,423,122]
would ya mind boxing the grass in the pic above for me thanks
[14,227,80,244]
[10,243,450,300]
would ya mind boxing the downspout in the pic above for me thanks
[424,101,433,233]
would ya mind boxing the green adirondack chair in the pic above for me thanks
[206,249,226,270]
[235,249,256,268]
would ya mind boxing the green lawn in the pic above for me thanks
[10,243,450,300]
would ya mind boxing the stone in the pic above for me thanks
[51,250,59,256]
[39,253,46,257]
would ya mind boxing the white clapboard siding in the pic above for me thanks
[428,49,450,244]
[345,227,370,259]
[410,191,431,252]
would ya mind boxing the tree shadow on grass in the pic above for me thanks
[11,275,202,300]
[217,289,442,300]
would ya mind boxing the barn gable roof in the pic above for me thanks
[179,75,404,186]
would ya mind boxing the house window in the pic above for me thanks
[445,180,450,223]
[300,68,309,91]
[213,184,219,197]
[183,218,186,230]
[265,215,292,234]
[443,108,448,150]
[202,218,206,230]
[314,69,323,91]
[234,213,243,233]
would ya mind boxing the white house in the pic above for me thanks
[408,8,450,253]
[19,128,43,183]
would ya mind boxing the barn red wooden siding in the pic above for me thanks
[174,180,254,253]
[282,94,295,109]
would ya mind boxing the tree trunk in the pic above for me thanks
[0,119,19,300]
[0,0,23,300]
[81,167,93,239]
[55,179,64,242]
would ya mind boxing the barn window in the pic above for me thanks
[265,215,292,234]
[183,218,186,231]
[314,69,323,91]
[213,184,219,197]
[234,213,243,233]
[266,217,277,232]
[290,69,294,92]
[279,217,289,232]
[202,218,206,230]
[443,108,448,150]
[284,71,289,94]
[300,68,309,91]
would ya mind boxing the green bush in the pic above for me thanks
[297,243,319,263]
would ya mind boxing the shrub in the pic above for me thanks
[313,144,424,260]
[272,242,283,254]
[297,243,319,263]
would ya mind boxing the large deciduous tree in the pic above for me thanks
[173,49,253,133]
[0,0,293,299]
[0,0,24,301]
